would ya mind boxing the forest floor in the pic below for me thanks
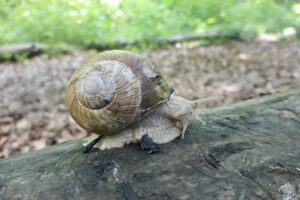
[0,40,300,158]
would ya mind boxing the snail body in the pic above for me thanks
[66,50,220,150]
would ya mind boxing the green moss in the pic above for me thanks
[234,109,249,116]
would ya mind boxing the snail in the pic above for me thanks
[66,50,221,153]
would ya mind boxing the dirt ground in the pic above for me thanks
[0,40,299,158]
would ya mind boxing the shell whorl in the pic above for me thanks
[75,60,137,110]
[66,50,171,135]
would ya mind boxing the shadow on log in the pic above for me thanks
[1,88,300,200]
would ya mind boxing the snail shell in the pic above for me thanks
[66,50,222,150]
[66,50,171,135]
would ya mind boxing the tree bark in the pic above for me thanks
[0,88,300,200]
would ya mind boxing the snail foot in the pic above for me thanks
[83,135,102,153]
[140,133,160,154]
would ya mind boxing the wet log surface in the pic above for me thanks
[0,88,300,200]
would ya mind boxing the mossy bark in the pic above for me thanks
[1,88,300,200]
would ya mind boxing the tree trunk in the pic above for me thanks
[0,88,300,200]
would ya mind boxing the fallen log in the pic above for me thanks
[88,31,237,50]
[0,32,237,61]
[0,88,300,200]
[0,43,80,61]
[0,43,46,60]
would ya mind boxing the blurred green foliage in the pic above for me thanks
[0,0,299,46]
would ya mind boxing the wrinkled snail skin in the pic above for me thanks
[95,94,199,150]
[94,94,224,150]
[66,50,221,150]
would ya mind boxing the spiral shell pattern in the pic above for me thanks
[66,50,171,135]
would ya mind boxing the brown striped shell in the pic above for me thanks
[66,50,171,135]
